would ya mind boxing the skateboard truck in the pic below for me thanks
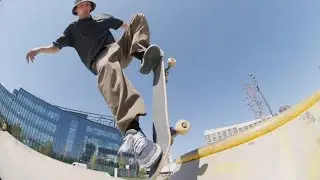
[165,58,176,83]
[170,119,190,145]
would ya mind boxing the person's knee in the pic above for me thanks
[97,50,120,73]
[132,13,146,21]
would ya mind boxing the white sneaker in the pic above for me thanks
[118,129,162,168]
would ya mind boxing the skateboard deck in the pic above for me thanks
[148,56,171,179]
[148,52,190,179]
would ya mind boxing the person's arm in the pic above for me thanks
[38,45,60,54]
[26,45,60,63]
[120,23,129,30]
[26,24,73,63]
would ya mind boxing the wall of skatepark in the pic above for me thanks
[176,90,320,164]
[1,90,320,180]
[169,90,320,180]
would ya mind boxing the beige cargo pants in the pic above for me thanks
[93,13,149,133]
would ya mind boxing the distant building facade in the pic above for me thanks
[0,83,137,177]
[204,115,272,145]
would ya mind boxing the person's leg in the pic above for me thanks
[109,12,164,134]
[96,13,162,133]
[117,13,163,74]
[95,44,145,133]
[95,13,162,168]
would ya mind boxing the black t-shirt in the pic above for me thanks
[53,13,123,75]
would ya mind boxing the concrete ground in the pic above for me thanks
[0,130,123,180]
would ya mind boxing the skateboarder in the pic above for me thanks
[25,0,162,169]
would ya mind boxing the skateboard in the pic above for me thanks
[148,54,190,179]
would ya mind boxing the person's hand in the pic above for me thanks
[26,48,40,63]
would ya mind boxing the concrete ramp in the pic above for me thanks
[1,91,320,180]
[170,91,320,180]
[0,131,122,180]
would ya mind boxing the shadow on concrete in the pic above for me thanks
[169,157,208,180]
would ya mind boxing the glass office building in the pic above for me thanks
[0,83,138,177]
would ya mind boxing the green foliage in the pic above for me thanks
[0,116,5,125]
[51,152,79,164]
[118,155,126,169]
[89,152,97,169]
[11,123,22,140]
[39,140,53,157]
[137,168,147,179]
[63,157,79,164]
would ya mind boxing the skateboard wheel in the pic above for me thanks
[2,123,7,131]
[167,58,176,67]
[175,119,190,135]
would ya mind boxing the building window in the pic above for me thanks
[66,120,78,152]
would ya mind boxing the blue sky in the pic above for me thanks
[1,0,320,160]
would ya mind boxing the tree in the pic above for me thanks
[11,123,22,141]
[0,116,5,125]
[39,140,53,157]
[279,105,291,113]
[137,168,147,179]
[118,155,126,169]
[0,116,7,130]
[89,152,97,169]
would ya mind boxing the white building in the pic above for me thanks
[204,115,273,145]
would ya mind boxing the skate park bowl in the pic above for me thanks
[0,130,123,180]
[169,90,320,180]
[0,91,320,180]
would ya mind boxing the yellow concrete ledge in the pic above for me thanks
[176,90,320,164]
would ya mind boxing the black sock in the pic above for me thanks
[131,51,144,61]
[131,42,149,60]
[126,119,142,132]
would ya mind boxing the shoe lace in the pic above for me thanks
[132,132,147,155]
[118,132,147,155]
[137,43,147,52]
[118,134,134,154]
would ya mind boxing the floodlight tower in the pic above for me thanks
[248,74,274,116]
[243,83,265,119]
